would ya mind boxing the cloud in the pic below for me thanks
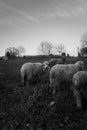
[70,6,85,17]
[0,1,39,25]
[0,0,87,25]
[36,0,86,20]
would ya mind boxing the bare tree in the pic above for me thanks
[5,46,25,59]
[5,47,19,59]
[38,41,53,55]
[18,46,25,56]
[54,43,65,55]
[80,32,87,56]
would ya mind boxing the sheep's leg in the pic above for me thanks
[21,73,26,86]
[50,77,57,95]
[53,85,56,95]
[50,77,53,93]
[53,81,59,95]
[26,75,31,88]
[21,73,28,87]
[73,88,82,109]
[50,77,55,94]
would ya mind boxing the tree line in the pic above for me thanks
[5,31,87,59]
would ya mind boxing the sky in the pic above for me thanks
[0,0,87,56]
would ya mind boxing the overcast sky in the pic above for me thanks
[0,0,87,56]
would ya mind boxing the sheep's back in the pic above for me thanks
[50,64,78,82]
[32,63,42,75]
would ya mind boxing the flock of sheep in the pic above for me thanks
[20,58,87,109]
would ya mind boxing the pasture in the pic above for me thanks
[1,57,87,130]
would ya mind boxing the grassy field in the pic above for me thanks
[0,57,87,130]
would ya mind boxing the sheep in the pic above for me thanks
[49,60,84,95]
[20,62,49,86]
[48,58,64,68]
[72,71,87,109]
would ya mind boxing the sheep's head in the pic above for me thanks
[42,63,50,73]
[75,61,84,71]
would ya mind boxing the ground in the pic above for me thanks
[0,57,87,130]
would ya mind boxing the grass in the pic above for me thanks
[0,57,87,130]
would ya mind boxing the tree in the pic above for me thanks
[18,46,25,56]
[54,44,65,55]
[38,41,53,55]
[80,32,87,56]
[5,46,25,59]
[5,47,19,59]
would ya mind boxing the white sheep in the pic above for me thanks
[72,71,87,109]
[49,60,84,95]
[20,62,49,86]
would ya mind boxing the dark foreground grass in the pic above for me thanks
[0,58,87,130]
